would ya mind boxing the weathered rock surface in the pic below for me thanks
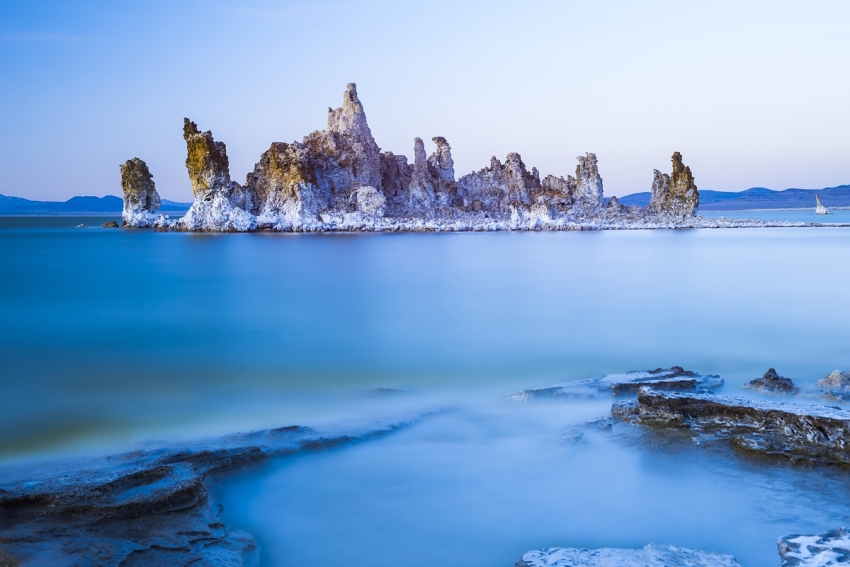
[816,194,830,215]
[516,543,741,567]
[120,158,164,228]
[122,84,741,232]
[0,418,419,566]
[648,152,699,217]
[779,527,850,566]
[742,368,798,394]
[612,388,850,465]
[101,220,120,228]
[817,370,850,391]
[510,367,723,401]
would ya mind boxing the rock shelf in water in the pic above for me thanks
[0,418,421,566]
[612,387,850,466]
[509,366,723,401]
[117,83,782,233]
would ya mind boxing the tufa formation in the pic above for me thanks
[121,84,701,231]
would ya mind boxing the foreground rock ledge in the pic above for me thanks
[612,387,850,465]
[0,419,418,566]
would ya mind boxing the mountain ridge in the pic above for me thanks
[617,185,850,211]
[0,194,191,215]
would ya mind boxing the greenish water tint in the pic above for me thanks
[4,217,850,565]
[3,218,850,460]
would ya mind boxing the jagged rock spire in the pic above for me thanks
[647,152,699,217]
[182,118,233,198]
[573,153,603,207]
[120,158,160,214]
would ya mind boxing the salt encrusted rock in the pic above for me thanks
[516,543,741,567]
[779,528,850,566]
[817,370,850,390]
[815,194,830,215]
[647,153,699,217]
[647,169,670,213]
[408,137,437,212]
[120,158,163,228]
[179,119,256,231]
[607,195,627,213]
[0,418,420,566]
[509,366,723,401]
[612,388,850,465]
[572,153,604,209]
[742,368,798,394]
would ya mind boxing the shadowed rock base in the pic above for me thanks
[612,388,850,466]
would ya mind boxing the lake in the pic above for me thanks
[2,216,850,565]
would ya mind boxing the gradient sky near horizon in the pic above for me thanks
[1,0,848,201]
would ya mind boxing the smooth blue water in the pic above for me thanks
[700,208,850,223]
[4,217,850,565]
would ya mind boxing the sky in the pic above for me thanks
[1,0,848,201]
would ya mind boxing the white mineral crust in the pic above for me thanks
[517,544,741,567]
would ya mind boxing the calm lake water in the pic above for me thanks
[3,216,850,566]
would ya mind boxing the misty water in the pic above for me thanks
[3,217,850,565]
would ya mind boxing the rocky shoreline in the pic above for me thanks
[114,83,850,234]
[0,417,422,566]
[4,368,850,566]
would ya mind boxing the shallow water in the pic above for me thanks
[3,217,850,565]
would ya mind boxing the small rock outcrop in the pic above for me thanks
[509,366,723,401]
[742,368,798,394]
[101,220,120,228]
[817,370,850,390]
[815,194,830,215]
[613,388,850,465]
[516,543,741,567]
[779,527,850,566]
[647,152,699,217]
[120,158,163,228]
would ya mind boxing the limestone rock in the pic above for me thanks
[516,543,741,567]
[0,418,420,566]
[647,169,670,212]
[647,153,699,217]
[606,195,627,213]
[120,158,163,228]
[101,220,120,228]
[742,368,798,394]
[457,152,544,215]
[245,141,321,230]
[407,137,437,212]
[815,194,830,215]
[572,153,604,209]
[509,366,723,401]
[612,387,850,465]
[779,527,850,566]
[817,370,850,391]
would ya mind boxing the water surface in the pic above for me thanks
[3,217,850,565]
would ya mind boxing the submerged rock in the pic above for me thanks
[0,418,421,566]
[742,368,798,394]
[516,543,740,567]
[779,527,850,566]
[612,387,850,465]
[510,366,722,401]
[120,157,165,228]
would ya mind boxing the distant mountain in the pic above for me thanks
[0,194,192,215]
[617,185,850,211]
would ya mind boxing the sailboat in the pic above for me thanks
[815,194,830,215]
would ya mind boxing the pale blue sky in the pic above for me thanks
[1,0,848,201]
